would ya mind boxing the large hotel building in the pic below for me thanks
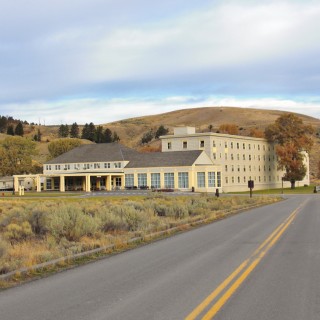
[13,127,309,193]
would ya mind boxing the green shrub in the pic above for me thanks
[46,203,100,241]
[4,221,33,244]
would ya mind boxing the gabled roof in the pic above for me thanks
[45,143,138,164]
[45,143,207,168]
[125,150,204,168]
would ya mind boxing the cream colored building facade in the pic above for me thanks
[161,127,310,192]
[14,143,222,193]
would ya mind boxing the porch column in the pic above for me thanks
[85,175,91,192]
[36,176,41,192]
[106,175,112,191]
[60,175,65,192]
[14,176,19,193]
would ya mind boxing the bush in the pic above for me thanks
[4,221,33,245]
[46,203,100,241]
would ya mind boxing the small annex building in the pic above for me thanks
[13,143,222,193]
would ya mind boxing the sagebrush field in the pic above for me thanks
[0,194,280,278]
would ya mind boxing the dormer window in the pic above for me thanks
[200,140,204,148]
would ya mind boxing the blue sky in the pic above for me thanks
[0,0,319,124]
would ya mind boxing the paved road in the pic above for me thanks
[0,195,319,320]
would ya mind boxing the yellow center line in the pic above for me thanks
[185,259,249,320]
[185,201,307,320]
[202,258,261,320]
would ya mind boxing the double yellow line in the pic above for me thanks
[185,202,305,320]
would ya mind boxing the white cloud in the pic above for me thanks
[2,96,319,125]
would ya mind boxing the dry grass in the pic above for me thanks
[0,195,281,282]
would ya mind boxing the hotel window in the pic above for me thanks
[213,140,216,147]
[249,165,252,172]
[225,165,228,172]
[197,172,205,188]
[183,141,187,149]
[225,142,228,148]
[164,173,175,188]
[225,153,228,160]
[249,154,251,161]
[125,174,134,187]
[178,172,189,188]
[249,144,251,150]
[231,142,234,149]
[238,176,240,183]
[244,176,246,183]
[243,143,245,149]
[138,173,147,187]
[243,166,246,172]
[208,172,215,187]
[258,155,261,161]
[94,163,100,169]
[200,140,205,148]
[232,165,234,172]
[263,145,266,151]
[231,154,234,160]
[243,154,246,160]
[237,154,240,160]
[213,153,216,160]
[151,173,161,189]
[225,177,229,184]
[104,163,111,169]
[237,143,240,149]
[167,142,172,150]
[232,177,235,183]
[217,172,221,187]
[237,165,240,172]
[258,145,260,151]
[46,179,52,190]
[114,162,121,168]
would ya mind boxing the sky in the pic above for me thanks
[0,0,320,125]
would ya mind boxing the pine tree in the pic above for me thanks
[58,124,69,137]
[70,122,79,138]
[6,125,14,136]
[104,128,113,143]
[14,121,24,136]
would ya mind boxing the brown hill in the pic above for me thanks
[2,107,320,182]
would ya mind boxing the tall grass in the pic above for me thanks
[0,195,280,275]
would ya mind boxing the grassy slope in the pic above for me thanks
[3,106,320,180]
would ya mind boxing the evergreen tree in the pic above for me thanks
[6,125,14,136]
[88,122,96,141]
[112,131,120,142]
[95,126,104,143]
[70,122,80,138]
[104,128,113,143]
[14,121,24,136]
[81,123,90,139]
[155,125,169,138]
[58,124,69,137]
[0,116,8,133]
[141,130,154,144]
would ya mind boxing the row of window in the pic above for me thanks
[225,164,275,172]
[125,172,221,189]
[213,153,276,161]
[45,162,122,171]
[167,139,273,151]
[225,175,280,184]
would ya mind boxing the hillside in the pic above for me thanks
[1,107,320,181]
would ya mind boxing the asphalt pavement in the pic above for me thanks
[0,194,319,320]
